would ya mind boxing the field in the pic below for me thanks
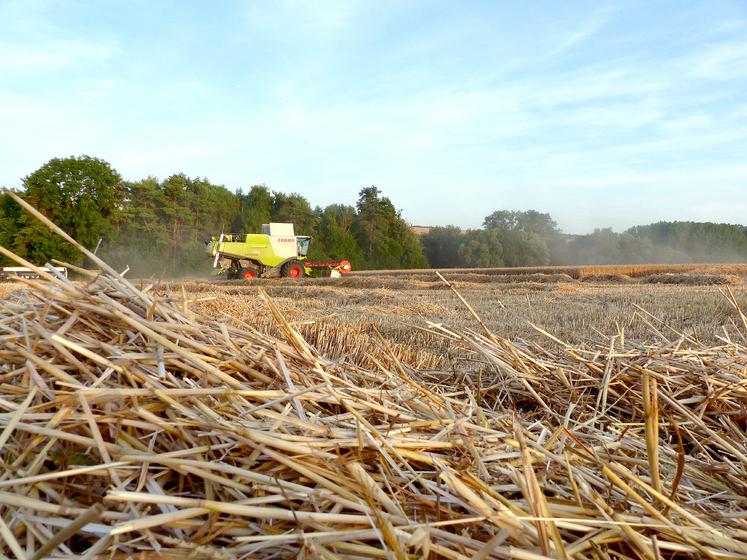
[351,262,747,279]
[3,264,746,373]
[137,265,747,371]
[1,260,746,558]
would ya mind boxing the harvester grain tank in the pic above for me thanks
[206,222,351,280]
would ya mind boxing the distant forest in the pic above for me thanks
[1,156,746,276]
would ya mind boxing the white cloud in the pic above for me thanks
[658,114,714,134]
[242,0,366,42]
[551,5,615,56]
[687,41,747,80]
[0,0,120,73]
[731,105,747,119]
[0,39,119,72]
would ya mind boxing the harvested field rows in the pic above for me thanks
[168,273,747,371]
[351,262,747,280]
[1,252,747,558]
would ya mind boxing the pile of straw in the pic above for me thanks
[1,192,746,559]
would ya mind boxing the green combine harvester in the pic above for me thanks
[206,222,352,280]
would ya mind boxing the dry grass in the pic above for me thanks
[352,262,747,279]
[641,273,742,285]
[167,276,747,358]
[0,281,24,300]
[1,255,747,558]
[580,273,634,283]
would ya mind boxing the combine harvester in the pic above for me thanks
[206,222,351,280]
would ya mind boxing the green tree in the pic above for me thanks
[271,192,317,235]
[459,229,504,267]
[618,232,655,263]
[204,182,239,236]
[103,178,170,275]
[311,204,363,266]
[14,156,123,265]
[0,192,21,265]
[420,226,467,268]
[565,228,621,264]
[481,210,557,266]
[628,221,747,262]
[483,210,558,237]
[355,186,387,260]
[499,230,550,266]
[104,175,241,276]
[354,186,427,269]
[233,185,272,233]
[158,174,196,268]
[388,214,429,269]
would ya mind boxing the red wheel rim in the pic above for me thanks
[290,266,301,278]
[339,260,352,274]
[243,270,255,280]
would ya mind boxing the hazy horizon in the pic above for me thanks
[1,1,746,234]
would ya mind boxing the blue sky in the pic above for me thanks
[1,0,746,233]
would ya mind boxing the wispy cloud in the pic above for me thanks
[688,41,747,80]
[0,39,119,72]
[0,1,119,73]
[242,0,367,43]
[551,5,616,56]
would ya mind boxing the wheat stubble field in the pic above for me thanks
[148,265,747,371]
[1,261,747,558]
[6,264,741,374]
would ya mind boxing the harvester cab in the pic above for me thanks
[206,222,351,280]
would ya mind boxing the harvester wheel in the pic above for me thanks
[281,260,304,279]
[240,266,258,280]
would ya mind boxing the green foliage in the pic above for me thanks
[479,210,557,267]
[420,226,466,268]
[232,185,272,233]
[271,192,318,235]
[462,211,747,267]
[310,204,364,267]
[0,192,21,265]
[483,210,559,238]
[565,228,622,264]
[4,157,429,275]
[459,229,504,267]
[355,186,387,261]
[15,156,123,266]
[389,216,429,269]
[627,221,747,262]
[564,229,659,264]
[103,177,169,275]
[499,230,550,266]
[354,186,427,269]
[103,174,239,276]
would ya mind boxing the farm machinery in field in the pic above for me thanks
[206,222,352,280]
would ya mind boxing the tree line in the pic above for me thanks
[0,156,427,275]
[2,156,745,275]
[421,211,747,268]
